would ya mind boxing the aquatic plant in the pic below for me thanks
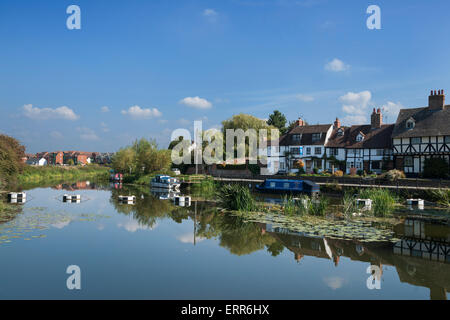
[217,184,257,211]
[359,188,397,217]
[281,195,328,217]
[425,189,450,207]
[191,178,218,198]
[309,196,329,217]
[342,193,358,218]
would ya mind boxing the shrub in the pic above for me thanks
[359,188,397,217]
[425,189,450,207]
[217,184,257,211]
[382,169,406,182]
[423,158,449,179]
[333,170,344,177]
[313,167,319,174]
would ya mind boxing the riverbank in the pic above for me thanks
[16,165,110,185]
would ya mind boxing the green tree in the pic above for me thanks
[267,110,287,134]
[0,134,25,180]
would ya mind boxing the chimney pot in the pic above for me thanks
[429,89,445,110]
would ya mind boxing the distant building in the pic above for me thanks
[392,90,450,175]
[325,110,394,174]
[280,119,334,173]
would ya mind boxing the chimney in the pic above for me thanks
[296,118,305,127]
[371,108,382,129]
[333,117,341,129]
[429,89,445,110]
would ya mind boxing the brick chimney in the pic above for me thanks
[296,118,305,127]
[371,108,382,129]
[333,117,341,129]
[429,89,445,110]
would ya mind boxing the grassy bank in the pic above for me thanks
[17,165,110,184]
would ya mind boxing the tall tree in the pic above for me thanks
[267,110,287,134]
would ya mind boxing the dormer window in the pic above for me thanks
[312,133,321,143]
[337,128,344,137]
[406,118,415,129]
[356,133,364,142]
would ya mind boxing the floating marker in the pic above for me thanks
[407,199,424,210]
[174,196,191,207]
[356,199,372,211]
[63,194,81,203]
[8,192,27,204]
[118,195,136,204]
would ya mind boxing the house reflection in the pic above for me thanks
[260,219,450,300]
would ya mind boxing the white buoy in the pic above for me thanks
[118,195,136,203]
[63,194,81,203]
[8,192,26,204]
[407,199,424,206]
[356,199,372,211]
[174,196,191,207]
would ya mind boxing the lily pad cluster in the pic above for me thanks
[0,207,111,245]
[234,212,401,243]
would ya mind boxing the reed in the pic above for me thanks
[359,188,397,217]
[217,184,257,211]
[425,189,450,207]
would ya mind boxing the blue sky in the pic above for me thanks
[1,0,449,153]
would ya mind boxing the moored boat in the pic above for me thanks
[255,179,320,195]
[150,175,181,190]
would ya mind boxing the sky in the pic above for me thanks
[1,0,450,153]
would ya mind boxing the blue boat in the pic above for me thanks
[255,179,320,195]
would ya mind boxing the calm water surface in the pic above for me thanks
[0,181,449,300]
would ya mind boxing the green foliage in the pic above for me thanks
[191,178,218,198]
[425,189,450,207]
[217,184,257,211]
[0,134,25,180]
[281,195,328,217]
[359,188,397,217]
[267,110,287,135]
[423,157,449,179]
[112,138,171,176]
[18,165,109,183]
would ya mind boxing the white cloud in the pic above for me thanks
[323,276,346,290]
[50,131,64,139]
[77,127,100,141]
[325,58,350,72]
[23,104,79,120]
[121,105,162,119]
[203,9,218,17]
[339,91,372,125]
[117,218,157,233]
[101,106,110,113]
[177,232,206,244]
[296,94,314,102]
[381,101,403,123]
[179,96,212,109]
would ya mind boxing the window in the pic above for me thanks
[270,182,276,188]
[312,133,321,143]
[337,129,344,137]
[283,183,290,189]
[356,134,364,142]
[376,149,383,156]
[356,162,362,169]
[445,136,450,143]
[291,147,301,155]
[306,147,311,155]
[411,137,421,144]
[404,156,413,167]
[406,120,415,129]
[314,147,322,155]
[328,148,338,156]
[280,162,285,170]
[292,134,301,142]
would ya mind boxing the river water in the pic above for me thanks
[0,181,449,299]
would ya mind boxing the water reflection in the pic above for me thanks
[108,185,450,300]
